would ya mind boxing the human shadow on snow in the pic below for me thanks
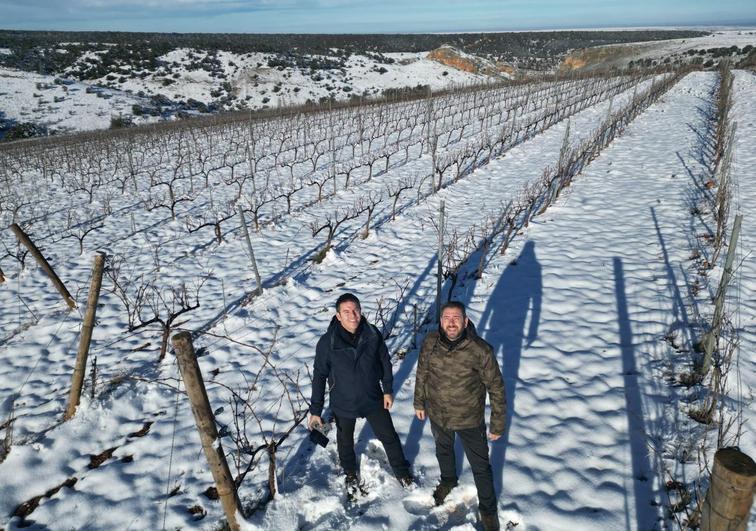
[612,257,657,530]
[476,240,542,494]
[360,252,438,465]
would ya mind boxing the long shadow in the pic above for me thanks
[360,253,438,465]
[477,240,541,494]
[612,257,656,530]
[685,121,714,165]
[675,150,715,216]
[650,207,695,350]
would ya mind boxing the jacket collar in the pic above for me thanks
[436,320,478,352]
[328,315,374,350]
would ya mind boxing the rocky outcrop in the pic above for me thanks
[495,62,516,76]
[427,45,514,77]
[559,44,645,72]
[561,55,588,70]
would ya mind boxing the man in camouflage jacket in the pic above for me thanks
[414,301,506,531]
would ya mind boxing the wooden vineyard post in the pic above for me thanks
[701,447,755,531]
[700,214,742,375]
[10,223,76,309]
[475,239,489,280]
[171,332,242,530]
[436,200,445,325]
[412,304,418,349]
[267,443,277,499]
[64,253,106,420]
[90,356,97,400]
[238,206,262,295]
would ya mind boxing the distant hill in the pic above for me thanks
[0,29,709,74]
[9,28,756,140]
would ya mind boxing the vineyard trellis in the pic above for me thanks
[0,65,705,528]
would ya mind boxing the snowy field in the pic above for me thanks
[0,69,753,530]
[606,28,756,61]
[112,49,486,108]
[0,66,156,131]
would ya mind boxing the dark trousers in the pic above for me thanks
[334,408,410,478]
[430,420,497,515]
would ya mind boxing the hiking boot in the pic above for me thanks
[345,472,359,488]
[397,474,415,489]
[432,480,457,506]
[479,510,500,531]
[345,472,361,502]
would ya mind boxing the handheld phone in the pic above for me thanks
[309,424,329,447]
[309,426,329,447]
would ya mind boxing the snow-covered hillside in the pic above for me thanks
[0,68,753,530]
[0,67,156,132]
[562,28,756,72]
[611,28,756,63]
[1,29,754,138]
[0,48,487,137]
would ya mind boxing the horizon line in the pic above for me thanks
[2,23,756,37]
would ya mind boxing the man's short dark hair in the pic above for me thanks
[336,292,361,311]
[440,301,466,318]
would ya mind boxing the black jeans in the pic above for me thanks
[334,408,410,478]
[430,420,497,515]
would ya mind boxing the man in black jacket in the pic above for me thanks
[308,293,412,495]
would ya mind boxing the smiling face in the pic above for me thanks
[336,300,361,334]
[440,306,468,341]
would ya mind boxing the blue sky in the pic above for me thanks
[1,0,755,33]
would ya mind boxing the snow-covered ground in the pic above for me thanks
[587,28,756,69]
[616,28,756,58]
[0,70,753,530]
[247,70,755,531]
[730,69,756,462]
[113,49,485,108]
[0,67,158,132]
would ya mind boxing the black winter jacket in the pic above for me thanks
[309,316,393,419]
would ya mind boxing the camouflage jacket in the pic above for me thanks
[413,321,506,434]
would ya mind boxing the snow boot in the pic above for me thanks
[345,472,365,503]
[397,473,415,489]
[479,509,500,531]
[432,480,457,506]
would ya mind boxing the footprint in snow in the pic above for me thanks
[402,489,435,514]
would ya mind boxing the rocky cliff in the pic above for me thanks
[427,45,514,77]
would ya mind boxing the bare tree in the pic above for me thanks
[306,172,333,203]
[245,189,277,231]
[209,334,308,503]
[309,206,362,262]
[185,199,238,244]
[131,280,206,361]
[61,206,104,255]
[386,174,417,221]
[359,192,384,239]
